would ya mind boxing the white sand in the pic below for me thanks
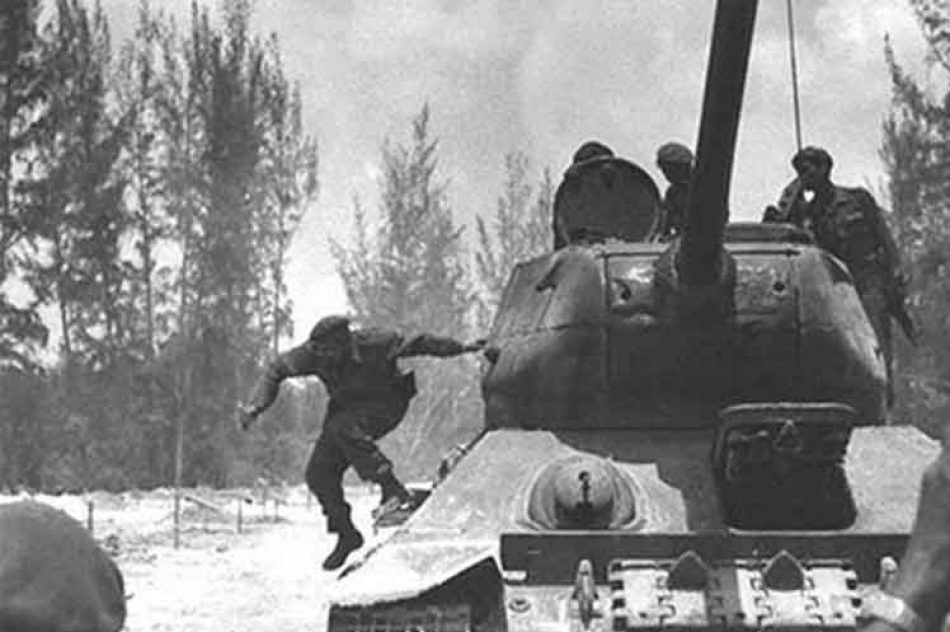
[1,485,380,632]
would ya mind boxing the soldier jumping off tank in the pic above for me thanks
[763,146,917,405]
[237,315,484,570]
[654,142,694,241]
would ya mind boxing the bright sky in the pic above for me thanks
[98,0,933,341]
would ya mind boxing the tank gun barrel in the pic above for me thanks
[679,0,759,286]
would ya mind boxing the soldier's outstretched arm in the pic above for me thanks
[238,343,322,430]
[394,333,485,359]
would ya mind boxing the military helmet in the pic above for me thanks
[792,146,833,173]
[656,142,693,167]
[572,141,614,164]
[309,315,350,344]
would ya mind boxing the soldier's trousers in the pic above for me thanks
[856,277,893,405]
[304,399,409,533]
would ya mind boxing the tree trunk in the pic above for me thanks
[140,184,155,359]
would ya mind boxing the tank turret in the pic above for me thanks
[481,0,884,428]
[326,2,937,631]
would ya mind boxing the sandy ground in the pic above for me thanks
[1,485,380,632]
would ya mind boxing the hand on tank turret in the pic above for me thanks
[462,339,487,354]
[235,404,257,432]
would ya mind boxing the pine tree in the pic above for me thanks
[0,0,321,490]
[475,151,553,329]
[254,36,318,354]
[114,0,175,361]
[143,0,312,486]
[335,105,472,333]
[880,6,950,435]
[25,0,129,368]
[0,0,49,368]
[333,105,480,478]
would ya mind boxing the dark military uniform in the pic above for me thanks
[654,142,694,241]
[553,141,616,250]
[656,181,690,241]
[800,187,897,364]
[766,176,902,399]
[245,327,469,534]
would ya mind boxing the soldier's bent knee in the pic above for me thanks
[351,455,392,483]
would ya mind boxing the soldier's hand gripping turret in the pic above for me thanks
[462,338,487,354]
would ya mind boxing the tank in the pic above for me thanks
[326,1,938,630]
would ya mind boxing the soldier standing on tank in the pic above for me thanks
[763,146,917,405]
[236,315,484,570]
[654,142,694,241]
[553,140,616,250]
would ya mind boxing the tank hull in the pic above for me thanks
[328,425,936,630]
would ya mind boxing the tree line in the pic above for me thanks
[0,0,552,491]
[881,0,950,436]
[332,105,552,480]
[2,0,947,493]
[0,0,320,490]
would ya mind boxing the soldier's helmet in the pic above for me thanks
[791,146,833,174]
[309,315,351,345]
[656,142,693,167]
[572,141,614,165]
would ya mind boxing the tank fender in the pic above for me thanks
[329,538,498,607]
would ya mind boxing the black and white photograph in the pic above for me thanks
[1,0,950,630]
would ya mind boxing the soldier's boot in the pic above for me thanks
[372,470,411,520]
[323,523,364,571]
